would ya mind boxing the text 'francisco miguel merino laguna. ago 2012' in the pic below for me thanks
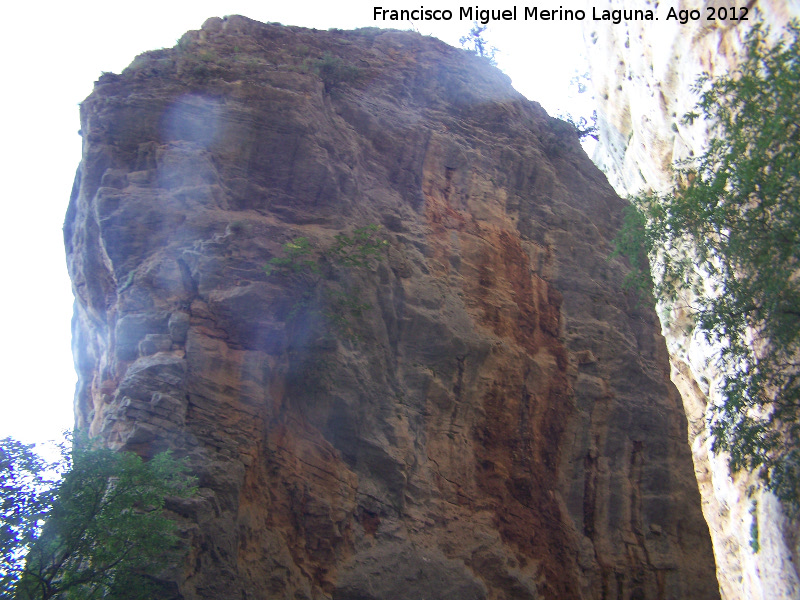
[372,5,752,25]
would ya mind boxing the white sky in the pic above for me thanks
[0,1,594,452]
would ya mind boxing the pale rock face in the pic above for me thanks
[580,2,800,598]
[65,16,720,599]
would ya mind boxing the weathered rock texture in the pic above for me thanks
[65,16,719,599]
[580,2,800,598]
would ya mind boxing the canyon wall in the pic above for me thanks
[65,16,719,599]
[580,1,800,598]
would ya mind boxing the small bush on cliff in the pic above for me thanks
[265,226,387,279]
[264,225,388,339]
[309,52,362,92]
[264,237,319,278]
[558,111,600,142]
[557,69,600,142]
[459,23,497,66]
[614,22,800,511]
[2,434,195,599]
[328,224,389,267]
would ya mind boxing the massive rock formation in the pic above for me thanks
[579,1,800,598]
[65,16,719,599]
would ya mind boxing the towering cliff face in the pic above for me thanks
[580,2,800,598]
[65,16,719,599]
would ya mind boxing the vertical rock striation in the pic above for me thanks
[580,1,800,597]
[65,16,719,599]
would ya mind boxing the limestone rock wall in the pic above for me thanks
[580,2,800,598]
[65,16,719,599]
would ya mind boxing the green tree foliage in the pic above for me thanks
[264,224,389,279]
[1,440,61,598]
[264,225,388,340]
[615,22,800,510]
[559,110,600,141]
[263,237,319,278]
[313,52,362,88]
[264,225,388,277]
[2,435,195,599]
[557,69,600,142]
[328,224,389,268]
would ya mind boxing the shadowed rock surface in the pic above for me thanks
[65,15,719,599]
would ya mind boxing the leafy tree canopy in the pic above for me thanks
[1,439,61,597]
[1,435,195,599]
[615,21,800,511]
